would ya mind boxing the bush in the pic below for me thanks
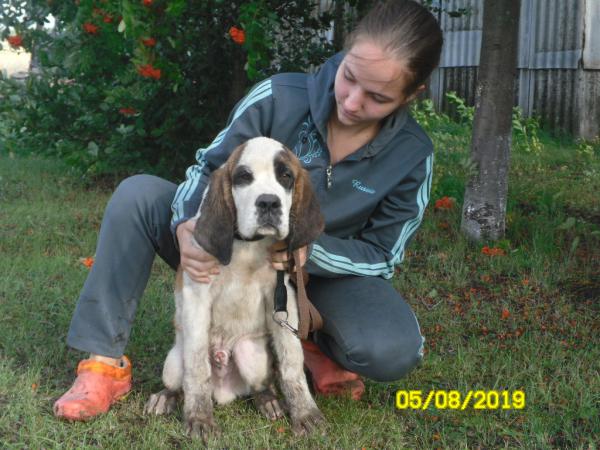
[0,0,334,178]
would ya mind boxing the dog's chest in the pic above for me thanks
[208,242,277,338]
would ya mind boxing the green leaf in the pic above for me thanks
[165,0,186,17]
[87,141,99,157]
[116,124,134,135]
[570,236,580,254]
[558,217,576,230]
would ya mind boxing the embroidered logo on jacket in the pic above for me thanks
[352,179,376,194]
[293,117,323,164]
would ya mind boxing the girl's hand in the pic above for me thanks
[176,219,220,283]
[269,242,308,271]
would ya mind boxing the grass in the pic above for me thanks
[1,121,599,448]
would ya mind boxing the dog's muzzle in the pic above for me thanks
[255,194,282,229]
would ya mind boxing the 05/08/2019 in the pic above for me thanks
[395,390,526,410]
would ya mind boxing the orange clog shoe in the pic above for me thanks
[53,356,132,421]
[302,340,365,401]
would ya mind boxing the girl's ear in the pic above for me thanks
[405,84,426,104]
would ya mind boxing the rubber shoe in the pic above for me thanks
[53,356,132,421]
[302,340,365,400]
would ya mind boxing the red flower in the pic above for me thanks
[83,22,99,34]
[119,107,137,116]
[481,246,506,256]
[141,37,156,47]
[142,0,153,6]
[103,15,114,23]
[137,64,161,80]
[7,35,23,48]
[80,257,94,268]
[229,26,245,45]
[501,308,510,320]
[434,196,455,210]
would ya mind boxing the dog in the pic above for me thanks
[144,137,325,440]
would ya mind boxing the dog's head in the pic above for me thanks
[194,137,324,265]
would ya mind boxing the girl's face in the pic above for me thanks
[333,40,423,127]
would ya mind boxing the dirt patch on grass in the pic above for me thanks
[564,206,600,227]
[558,273,600,305]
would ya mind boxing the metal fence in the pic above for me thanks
[427,0,600,140]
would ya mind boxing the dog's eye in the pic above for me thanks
[276,165,294,190]
[233,167,254,186]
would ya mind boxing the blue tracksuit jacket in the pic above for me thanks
[171,53,434,279]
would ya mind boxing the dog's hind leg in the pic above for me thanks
[232,336,271,391]
[163,275,185,392]
[253,385,285,421]
[162,333,183,391]
[144,388,179,415]
[232,337,284,420]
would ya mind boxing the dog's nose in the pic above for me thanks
[255,194,281,214]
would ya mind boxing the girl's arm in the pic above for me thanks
[170,79,275,238]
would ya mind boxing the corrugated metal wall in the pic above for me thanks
[314,0,599,139]
[427,0,600,139]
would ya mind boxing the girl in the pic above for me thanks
[54,0,443,420]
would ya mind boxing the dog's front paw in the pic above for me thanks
[144,389,179,415]
[185,412,221,442]
[291,408,325,436]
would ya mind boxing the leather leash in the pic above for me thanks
[273,248,323,340]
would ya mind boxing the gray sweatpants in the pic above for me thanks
[67,175,424,382]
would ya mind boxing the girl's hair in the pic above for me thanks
[345,0,444,95]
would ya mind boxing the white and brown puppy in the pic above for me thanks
[144,137,325,440]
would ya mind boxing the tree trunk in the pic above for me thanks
[28,24,43,77]
[332,0,346,52]
[460,0,521,241]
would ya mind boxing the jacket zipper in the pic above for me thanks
[326,164,332,189]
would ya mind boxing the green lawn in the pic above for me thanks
[1,129,598,448]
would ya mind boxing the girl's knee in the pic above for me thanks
[345,333,424,382]
[108,175,173,224]
[113,174,164,208]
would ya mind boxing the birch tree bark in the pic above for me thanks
[460,0,521,241]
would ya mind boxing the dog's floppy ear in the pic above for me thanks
[288,168,324,251]
[193,166,236,265]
